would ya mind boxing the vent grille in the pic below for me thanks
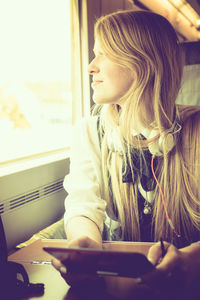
[0,179,64,215]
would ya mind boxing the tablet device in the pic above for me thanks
[43,246,155,278]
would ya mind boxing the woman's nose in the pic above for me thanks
[88,58,99,74]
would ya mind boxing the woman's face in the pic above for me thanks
[88,39,133,105]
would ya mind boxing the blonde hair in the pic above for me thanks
[92,10,200,245]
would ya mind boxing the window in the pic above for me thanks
[0,0,72,163]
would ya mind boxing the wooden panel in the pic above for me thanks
[124,0,137,9]
[86,0,101,107]
[101,0,125,15]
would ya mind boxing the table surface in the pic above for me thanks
[8,239,200,300]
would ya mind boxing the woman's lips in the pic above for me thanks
[91,81,103,88]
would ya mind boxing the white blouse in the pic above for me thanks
[63,116,107,234]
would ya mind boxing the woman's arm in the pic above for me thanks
[65,216,103,247]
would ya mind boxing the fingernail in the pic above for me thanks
[135,277,142,283]
[147,257,154,264]
[60,266,67,274]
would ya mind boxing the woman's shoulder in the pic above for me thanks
[72,116,100,150]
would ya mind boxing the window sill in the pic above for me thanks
[0,147,70,177]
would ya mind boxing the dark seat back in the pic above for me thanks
[176,41,200,106]
[181,41,200,65]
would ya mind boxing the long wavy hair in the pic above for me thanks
[92,10,200,246]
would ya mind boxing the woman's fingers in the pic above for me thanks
[147,241,169,265]
[156,244,181,273]
[147,241,181,272]
[52,258,67,274]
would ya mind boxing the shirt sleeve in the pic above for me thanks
[63,116,107,233]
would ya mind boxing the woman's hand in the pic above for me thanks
[144,241,200,289]
[52,235,102,287]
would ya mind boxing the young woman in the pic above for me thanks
[53,10,200,290]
